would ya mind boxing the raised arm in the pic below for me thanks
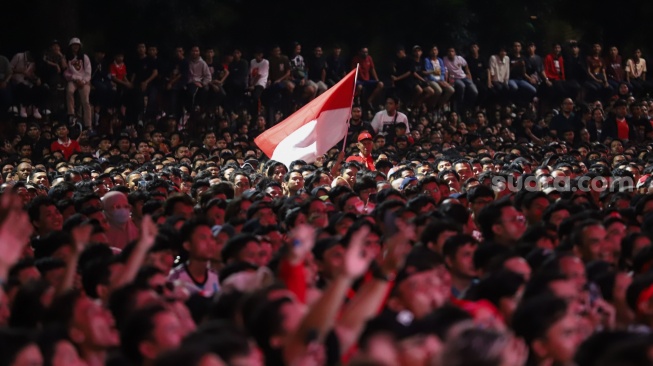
[283,226,373,364]
[111,216,157,290]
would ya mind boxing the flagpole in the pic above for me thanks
[342,64,359,153]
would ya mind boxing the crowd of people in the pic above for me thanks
[2,36,653,366]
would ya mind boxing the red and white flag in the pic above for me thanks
[255,68,358,168]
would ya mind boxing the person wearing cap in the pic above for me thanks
[345,132,376,171]
[64,37,93,129]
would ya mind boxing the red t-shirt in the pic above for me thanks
[110,62,127,81]
[616,118,629,140]
[346,154,376,171]
[51,139,81,160]
[351,55,375,81]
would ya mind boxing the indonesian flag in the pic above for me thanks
[255,68,358,168]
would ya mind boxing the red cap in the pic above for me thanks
[358,132,373,142]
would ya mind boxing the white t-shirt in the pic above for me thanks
[168,263,220,297]
[250,58,269,87]
[370,110,410,135]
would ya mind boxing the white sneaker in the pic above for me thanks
[8,106,17,114]
[43,109,51,115]
[32,108,42,119]
[19,106,27,118]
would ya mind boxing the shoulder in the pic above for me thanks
[168,264,186,279]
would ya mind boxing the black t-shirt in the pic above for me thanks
[510,55,526,80]
[326,55,346,82]
[564,54,586,82]
[163,57,189,88]
[227,58,249,89]
[307,56,327,82]
[91,58,110,83]
[467,55,488,82]
[630,116,652,134]
[394,56,413,78]
[132,56,158,84]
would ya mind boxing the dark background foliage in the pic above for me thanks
[3,0,652,62]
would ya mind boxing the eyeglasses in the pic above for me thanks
[502,215,526,224]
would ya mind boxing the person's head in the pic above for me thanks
[282,170,304,196]
[46,290,120,352]
[163,194,194,219]
[614,99,628,118]
[28,196,63,235]
[357,132,374,156]
[570,219,606,263]
[443,234,478,280]
[180,217,217,262]
[0,328,43,366]
[388,247,450,318]
[512,294,580,365]
[311,237,345,282]
[453,160,473,183]
[16,162,33,181]
[221,233,262,266]
[190,46,201,60]
[521,191,550,225]
[102,191,132,226]
[384,96,399,113]
[37,327,86,366]
[121,304,184,365]
[478,198,526,245]
[230,170,251,197]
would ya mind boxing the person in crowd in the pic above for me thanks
[2,37,653,366]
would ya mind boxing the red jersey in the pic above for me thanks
[51,139,81,160]
[351,55,375,81]
[110,62,127,81]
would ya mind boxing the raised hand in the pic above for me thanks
[381,219,414,274]
[342,226,373,279]
[0,194,33,271]
[139,215,158,250]
[71,224,93,253]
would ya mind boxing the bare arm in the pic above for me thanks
[335,221,413,351]
[57,224,92,295]
[283,226,373,364]
[110,216,157,290]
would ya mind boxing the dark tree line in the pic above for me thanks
[3,0,653,61]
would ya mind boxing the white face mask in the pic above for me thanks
[106,207,130,224]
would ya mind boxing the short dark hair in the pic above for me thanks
[121,304,169,363]
[442,234,477,259]
[477,197,514,241]
[221,233,259,264]
[179,216,213,243]
[27,196,56,223]
[512,294,568,346]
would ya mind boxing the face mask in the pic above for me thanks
[107,208,130,224]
